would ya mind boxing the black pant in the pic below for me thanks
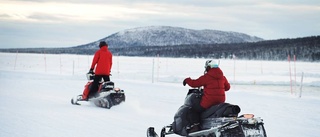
[88,75,110,98]
[190,94,206,113]
[185,93,205,113]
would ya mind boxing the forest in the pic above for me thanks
[110,36,320,61]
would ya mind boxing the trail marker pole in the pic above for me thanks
[152,58,155,83]
[294,55,297,94]
[117,54,120,78]
[288,55,293,94]
[77,54,80,68]
[73,60,75,75]
[60,54,62,74]
[299,72,304,98]
[87,55,90,69]
[261,60,263,74]
[157,54,160,82]
[14,51,18,70]
[233,54,236,87]
[44,51,47,72]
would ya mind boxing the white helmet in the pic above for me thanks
[204,60,219,69]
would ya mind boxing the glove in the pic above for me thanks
[88,68,94,74]
[183,77,191,86]
[183,79,187,86]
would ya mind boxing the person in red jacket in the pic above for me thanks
[83,41,113,100]
[183,60,230,112]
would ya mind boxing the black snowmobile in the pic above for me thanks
[147,89,267,137]
[71,74,125,109]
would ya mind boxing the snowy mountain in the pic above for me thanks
[76,26,263,48]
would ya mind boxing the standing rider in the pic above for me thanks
[82,41,113,100]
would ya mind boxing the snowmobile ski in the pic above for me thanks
[71,95,83,105]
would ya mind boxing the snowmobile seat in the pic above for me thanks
[200,103,241,130]
[200,103,241,119]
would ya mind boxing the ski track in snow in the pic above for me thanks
[0,53,320,137]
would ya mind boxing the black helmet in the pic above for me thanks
[99,41,107,48]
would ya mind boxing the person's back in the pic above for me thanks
[91,45,112,75]
[183,60,230,110]
[198,67,230,109]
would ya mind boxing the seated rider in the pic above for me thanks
[183,60,231,113]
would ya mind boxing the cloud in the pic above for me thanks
[0,1,172,23]
[0,0,319,48]
[0,14,11,18]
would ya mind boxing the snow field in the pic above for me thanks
[0,52,319,137]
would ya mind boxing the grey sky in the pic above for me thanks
[0,0,319,48]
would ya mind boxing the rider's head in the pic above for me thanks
[204,60,219,72]
[99,41,108,48]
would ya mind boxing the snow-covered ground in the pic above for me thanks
[0,52,319,137]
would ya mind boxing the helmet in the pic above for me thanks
[99,41,107,48]
[204,60,219,69]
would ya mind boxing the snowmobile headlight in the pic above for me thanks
[243,114,254,119]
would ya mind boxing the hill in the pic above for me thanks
[76,26,263,48]
[0,26,319,61]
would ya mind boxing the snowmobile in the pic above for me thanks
[71,73,125,109]
[147,89,267,137]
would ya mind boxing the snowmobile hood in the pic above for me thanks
[206,68,224,79]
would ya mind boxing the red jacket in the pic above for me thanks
[184,68,230,109]
[90,46,112,75]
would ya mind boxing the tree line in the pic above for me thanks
[110,36,320,61]
[1,36,319,61]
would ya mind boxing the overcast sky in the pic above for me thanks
[0,0,319,48]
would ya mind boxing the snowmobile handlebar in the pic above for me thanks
[187,88,203,95]
[86,73,95,80]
